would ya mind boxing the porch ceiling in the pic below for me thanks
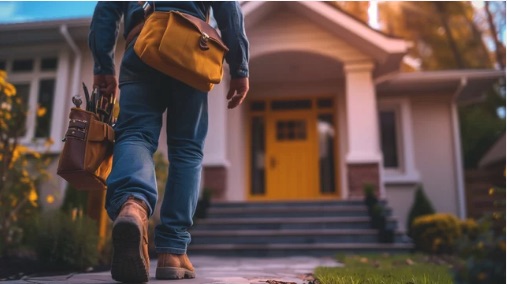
[250,51,344,84]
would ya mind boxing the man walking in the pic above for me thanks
[89,1,249,282]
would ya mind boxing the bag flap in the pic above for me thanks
[173,11,229,52]
[88,119,115,143]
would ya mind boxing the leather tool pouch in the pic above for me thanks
[57,108,114,191]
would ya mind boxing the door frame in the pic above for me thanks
[246,95,341,201]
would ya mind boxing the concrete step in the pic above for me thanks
[206,206,392,218]
[188,243,414,257]
[190,229,407,244]
[209,200,386,209]
[193,216,397,230]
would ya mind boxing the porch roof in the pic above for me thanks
[0,18,90,46]
[375,69,505,103]
[241,1,410,76]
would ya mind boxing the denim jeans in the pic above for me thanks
[106,41,208,254]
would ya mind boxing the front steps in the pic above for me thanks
[188,200,413,256]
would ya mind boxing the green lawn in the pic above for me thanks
[314,253,454,284]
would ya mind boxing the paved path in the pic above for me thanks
[3,256,341,284]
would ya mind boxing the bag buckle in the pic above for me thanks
[199,32,210,51]
[142,1,153,17]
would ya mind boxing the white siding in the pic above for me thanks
[411,94,459,215]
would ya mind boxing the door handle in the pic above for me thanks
[270,156,277,169]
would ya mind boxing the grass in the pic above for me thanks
[314,253,454,284]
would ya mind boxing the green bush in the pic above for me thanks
[407,185,435,237]
[453,213,506,284]
[26,210,99,271]
[411,213,461,254]
[363,183,378,212]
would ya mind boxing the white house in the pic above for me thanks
[0,1,503,231]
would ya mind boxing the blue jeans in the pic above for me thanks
[106,42,208,254]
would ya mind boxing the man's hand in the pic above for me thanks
[227,77,249,109]
[93,74,118,97]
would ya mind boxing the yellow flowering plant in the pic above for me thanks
[0,70,51,255]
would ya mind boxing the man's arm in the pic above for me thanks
[210,1,250,109]
[89,1,123,94]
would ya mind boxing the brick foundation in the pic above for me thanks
[202,166,227,200]
[347,163,380,197]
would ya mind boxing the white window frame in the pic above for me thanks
[378,98,420,184]
[0,47,70,153]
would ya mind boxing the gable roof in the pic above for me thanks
[242,1,409,75]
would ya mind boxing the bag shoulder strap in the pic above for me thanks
[140,1,210,24]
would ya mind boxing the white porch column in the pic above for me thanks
[203,81,228,166]
[202,80,229,199]
[344,62,383,198]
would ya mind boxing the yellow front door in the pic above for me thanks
[248,97,340,201]
[265,111,319,200]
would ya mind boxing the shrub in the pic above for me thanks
[407,185,435,237]
[453,213,506,284]
[411,213,461,254]
[0,70,53,256]
[370,204,386,230]
[460,218,479,240]
[26,210,99,271]
[363,183,378,210]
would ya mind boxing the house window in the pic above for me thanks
[379,110,400,168]
[378,99,420,184]
[2,56,59,142]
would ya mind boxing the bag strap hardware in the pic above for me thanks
[199,32,210,51]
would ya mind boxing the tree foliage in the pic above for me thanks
[334,1,505,169]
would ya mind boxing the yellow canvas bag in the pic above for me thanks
[134,11,229,92]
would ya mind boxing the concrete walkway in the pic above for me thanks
[3,256,341,284]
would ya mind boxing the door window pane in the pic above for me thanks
[250,117,266,195]
[317,98,333,109]
[379,111,399,168]
[318,114,336,193]
[276,120,306,141]
[35,79,55,138]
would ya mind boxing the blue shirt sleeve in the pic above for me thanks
[89,1,124,75]
[210,1,250,79]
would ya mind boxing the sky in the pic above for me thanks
[0,1,97,23]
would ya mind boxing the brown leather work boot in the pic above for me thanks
[111,197,150,283]
[156,253,195,280]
